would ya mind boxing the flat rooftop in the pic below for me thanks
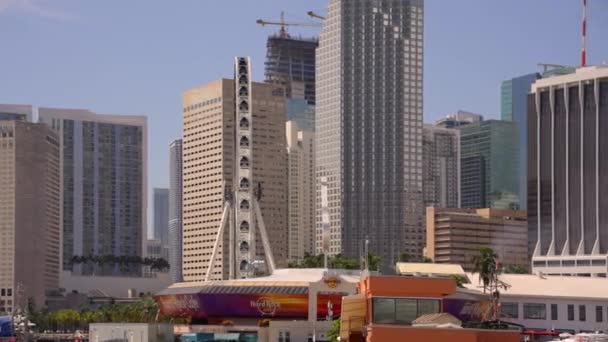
[465,272,608,300]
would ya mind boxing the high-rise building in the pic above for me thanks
[316,0,425,265]
[39,108,147,277]
[0,120,60,311]
[168,138,183,283]
[0,104,32,122]
[153,188,169,260]
[182,77,287,281]
[501,73,541,210]
[425,208,528,271]
[265,34,318,106]
[422,125,460,209]
[435,111,483,129]
[528,66,608,277]
[459,120,519,210]
[286,121,315,262]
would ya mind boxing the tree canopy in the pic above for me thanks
[288,253,381,270]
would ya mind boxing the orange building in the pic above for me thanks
[340,275,520,342]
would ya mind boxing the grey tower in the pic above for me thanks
[153,188,169,259]
[423,125,460,209]
[168,139,183,283]
[316,0,425,265]
[529,66,608,277]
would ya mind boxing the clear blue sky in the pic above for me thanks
[1,0,607,199]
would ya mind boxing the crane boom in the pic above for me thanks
[256,11,320,38]
[307,11,326,20]
[256,19,319,27]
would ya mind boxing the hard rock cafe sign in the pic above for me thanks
[162,295,200,312]
[250,297,281,316]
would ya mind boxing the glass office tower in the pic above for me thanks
[316,0,425,266]
[459,120,519,210]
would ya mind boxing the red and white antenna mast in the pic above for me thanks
[581,0,587,67]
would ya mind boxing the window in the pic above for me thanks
[568,305,574,321]
[523,303,546,320]
[501,303,519,319]
[551,304,558,320]
[596,306,603,323]
[579,305,586,321]
[372,298,440,324]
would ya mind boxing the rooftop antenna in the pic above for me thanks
[581,0,587,67]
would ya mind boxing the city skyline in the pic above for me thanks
[1,1,606,192]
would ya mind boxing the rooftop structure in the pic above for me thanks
[435,111,483,129]
[396,262,468,281]
[0,104,32,122]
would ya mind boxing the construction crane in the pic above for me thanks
[256,12,320,39]
[307,11,325,20]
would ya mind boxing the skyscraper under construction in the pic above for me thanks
[264,33,318,133]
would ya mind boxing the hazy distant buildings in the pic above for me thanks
[0,120,60,311]
[423,125,460,209]
[168,138,183,283]
[152,188,169,260]
[425,208,528,272]
[39,108,147,277]
[435,111,483,129]
[528,66,608,277]
[182,78,287,281]
[286,121,315,262]
[459,120,519,210]
[316,0,425,265]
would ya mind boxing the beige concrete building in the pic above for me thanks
[286,121,314,262]
[425,208,528,271]
[0,120,60,312]
[182,79,287,282]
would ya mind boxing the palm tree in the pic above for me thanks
[470,247,498,294]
